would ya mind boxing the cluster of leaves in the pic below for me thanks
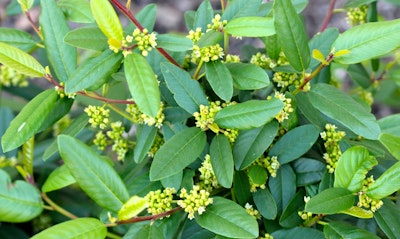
[2,0,400,238]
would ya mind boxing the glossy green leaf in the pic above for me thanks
[268,164,297,214]
[21,136,34,176]
[308,83,380,139]
[340,206,373,219]
[334,146,377,192]
[42,114,89,160]
[293,158,326,186]
[134,125,158,163]
[42,164,76,193]
[129,225,165,239]
[196,31,223,48]
[324,221,380,239]
[248,165,267,185]
[118,196,148,221]
[221,0,263,21]
[40,0,77,82]
[0,169,42,223]
[205,61,233,101]
[193,0,214,31]
[215,99,283,130]
[272,227,325,239]
[225,17,275,37]
[366,161,400,199]
[135,4,157,32]
[268,124,319,164]
[379,114,400,136]
[150,127,206,181]
[347,63,372,89]
[210,134,233,188]
[58,135,129,212]
[0,108,15,157]
[2,90,58,152]
[0,42,44,77]
[65,50,123,93]
[253,188,277,220]
[264,34,280,60]
[226,63,270,90]
[161,62,209,114]
[38,97,74,133]
[279,189,305,228]
[274,0,310,71]
[90,0,123,41]
[31,218,107,239]
[234,121,278,170]
[125,52,160,117]
[156,34,193,52]
[233,171,251,205]
[195,197,258,238]
[308,28,339,68]
[0,27,36,52]
[58,0,94,23]
[161,171,182,190]
[305,187,354,214]
[374,199,400,239]
[333,19,400,64]
[64,26,108,51]
[379,133,400,160]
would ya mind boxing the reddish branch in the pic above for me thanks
[115,207,182,225]
[109,0,181,67]
[319,0,337,33]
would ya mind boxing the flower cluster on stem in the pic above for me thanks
[358,176,383,212]
[268,92,294,123]
[145,188,176,218]
[346,5,368,26]
[0,65,28,87]
[320,124,346,173]
[177,185,213,220]
[254,156,280,178]
[207,14,227,32]
[126,102,165,128]
[198,154,219,192]
[245,203,261,219]
[85,105,110,129]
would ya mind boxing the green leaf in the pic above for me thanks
[379,114,400,136]
[0,107,15,157]
[64,26,108,51]
[193,0,214,32]
[125,52,160,117]
[340,206,373,219]
[279,189,305,228]
[118,196,148,221]
[2,90,58,152]
[58,0,94,23]
[0,42,44,77]
[324,221,380,239]
[196,31,223,48]
[21,136,34,176]
[305,187,354,214]
[150,127,206,181]
[134,125,158,163]
[233,171,251,205]
[0,169,43,223]
[225,17,275,37]
[38,97,74,133]
[40,0,77,82]
[156,34,193,52]
[293,158,326,186]
[379,133,400,160]
[205,61,233,101]
[65,50,123,93]
[308,28,339,68]
[17,0,34,11]
[90,0,123,41]
[347,63,372,89]
[0,27,36,52]
[226,63,270,90]
[273,0,310,71]
[247,165,267,185]
[30,218,107,239]
[334,146,378,192]
[268,124,319,164]
[42,165,76,193]
[135,4,157,32]
[307,83,380,139]
[333,19,400,64]
[221,0,262,21]
[58,135,129,212]
[42,114,89,160]
[233,121,278,170]
[253,188,277,220]
[161,62,209,114]
[374,199,400,239]
[210,134,234,188]
[272,227,325,239]
[268,164,297,214]
[129,225,165,239]
[195,197,258,238]
[366,161,400,199]
[215,99,283,130]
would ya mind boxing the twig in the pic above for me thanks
[42,192,78,219]
[319,0,337,32]
[114,207,182,225]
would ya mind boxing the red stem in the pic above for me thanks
[319,0,336,32]
[116,207,182,225]
[109,0,181,67]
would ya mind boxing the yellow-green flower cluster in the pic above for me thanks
[0,155,17,168]
[347,5,368,26]
[320,124,345,173]
[254,156,280,178]
[224,54,241,63]
[0,65,28,87]
[145,187,176,217]
[273,72,300,88]
[193,102,223,131]
[93,121,129,161]
[199,154,219,191]
[245,203,261,219]
[177,185,213,220]
[148,134,164,158]
[259,233,274,239]
[187,27,204,43]
[126,102,165,128]
[269,92,294,123]
[298,210,313,221]
[84,105,110,129]
[357,176,383,212]
[191,44,224,64]
[93,131,108,151]
[249,178,266,192]
[223,128,239,144]
[357,89,374,106]
[54,82,76,99]
[250,53,274,69]
[207,14,227,32]
[126,28,157,57]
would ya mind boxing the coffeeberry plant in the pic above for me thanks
[1,0,400,238]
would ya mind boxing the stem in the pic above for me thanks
[107,231,122,239]
[220,0,226,12]
[114,207,182,225]
[223,31,229,56]
[41,193,78,220]
[193,59,204,80]
[319,0,336,32]
[109,0,181,67]
[107,103,136,123]
[24,11,43,40]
